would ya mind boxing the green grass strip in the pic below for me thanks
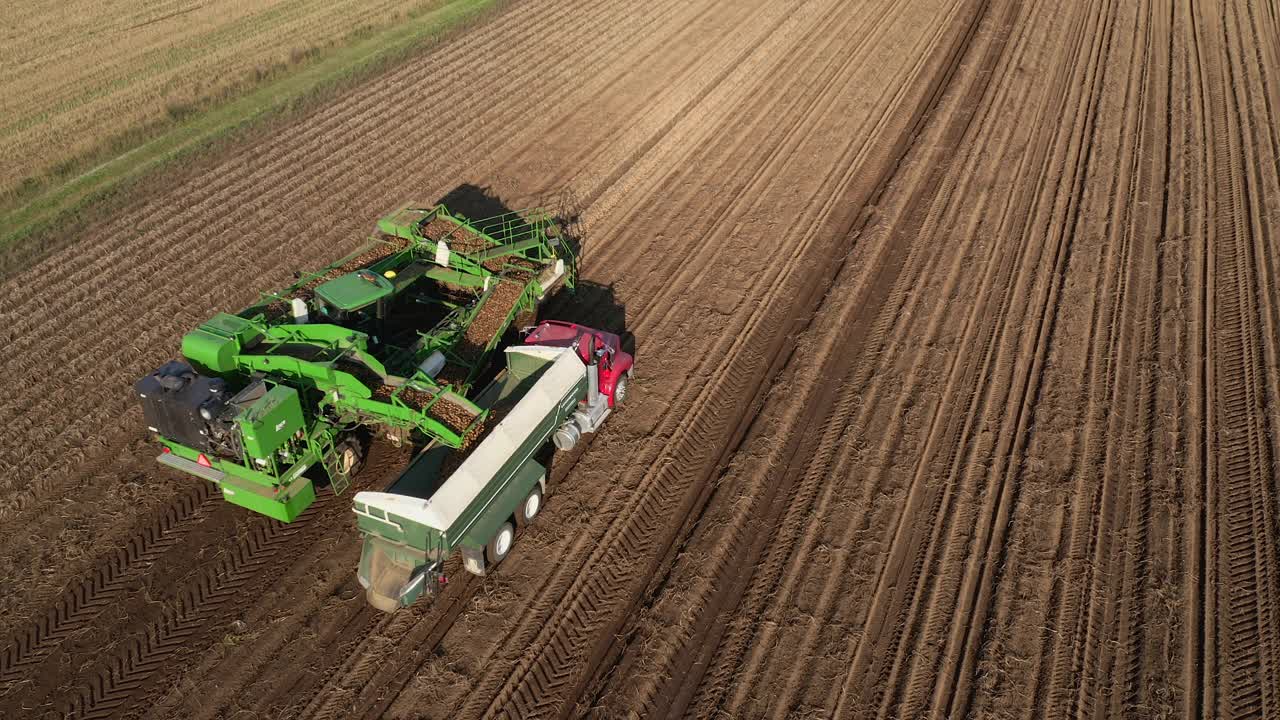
[0,0,499,256]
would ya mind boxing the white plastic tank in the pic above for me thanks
[291,298,309,324]
[418,351,447,378]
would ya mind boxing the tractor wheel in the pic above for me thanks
[613,375,629,406]
[487,521,516,565]
[337,437,366,477]
[518,486,544,528]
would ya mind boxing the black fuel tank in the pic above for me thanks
[135,360,227,452]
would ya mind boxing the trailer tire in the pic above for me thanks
[518,486,543,528]
[487,521,515,565]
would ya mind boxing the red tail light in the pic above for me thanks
[161,447,171,454]
[196,453,212,468]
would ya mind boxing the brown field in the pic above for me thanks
[0,0,466,199]
[2,0,1280,718]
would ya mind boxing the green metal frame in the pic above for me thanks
[149,203,576,522]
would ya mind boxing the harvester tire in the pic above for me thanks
[488,521,515,564]
[337,437,366,477]
[518,486,543,528]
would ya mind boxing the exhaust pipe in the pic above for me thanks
[586,362,600,406]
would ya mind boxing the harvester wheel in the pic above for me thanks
[337,437,366,477]
[488,521,515,564]
[518,486,543,528]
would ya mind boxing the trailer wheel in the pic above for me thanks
[518,486,543,528]
[487,521,515,565]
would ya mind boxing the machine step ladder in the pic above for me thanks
[322,442,353,495]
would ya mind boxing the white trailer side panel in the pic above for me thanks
[354,347,584,533]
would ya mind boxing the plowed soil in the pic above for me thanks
[3,0,1280,719]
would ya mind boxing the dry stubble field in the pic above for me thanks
[1,0,1279,718]
[0,0,473,200]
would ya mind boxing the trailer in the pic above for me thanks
[354,322,632,611]
[135,204,578,521]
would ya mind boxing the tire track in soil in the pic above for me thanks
[289,439,609,720]
[808,1,1123,716]
[291,572,474,720]
[0,485,215,690]
[941,0,1146,716]
[1183,3,1217,714]
[1035,1,1136,711]
[680,0,1059,707]
[904,2,1134,715]
[99,1,798,712]
[671,1,1041,716]
[290,1,897,713]
[1197,0,1280,716]
[0,0,680,521]
[1028,3,1172,716]
[0,0,691,637]
[579,0,1012,716]
[1,444,407,720]
[971,1,1185,716]
[824,9,1064,712]
[448,1,993,716]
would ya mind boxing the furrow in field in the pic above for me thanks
[1197,0,1280,716]
[0,485,215,691]
[967,2,1189,718]
[6,444,410,720]
[0,0,692,562]
[686,3,1068,717]
[0,0,666,466]
[278,2,860,716]
[446,2,989,717]
[680,2,1038,713]
[805,1,1127,717]
[583,3,1023,715]
[914,2,1144,715]
[962,2,1172,712]
[574,0,999,713]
